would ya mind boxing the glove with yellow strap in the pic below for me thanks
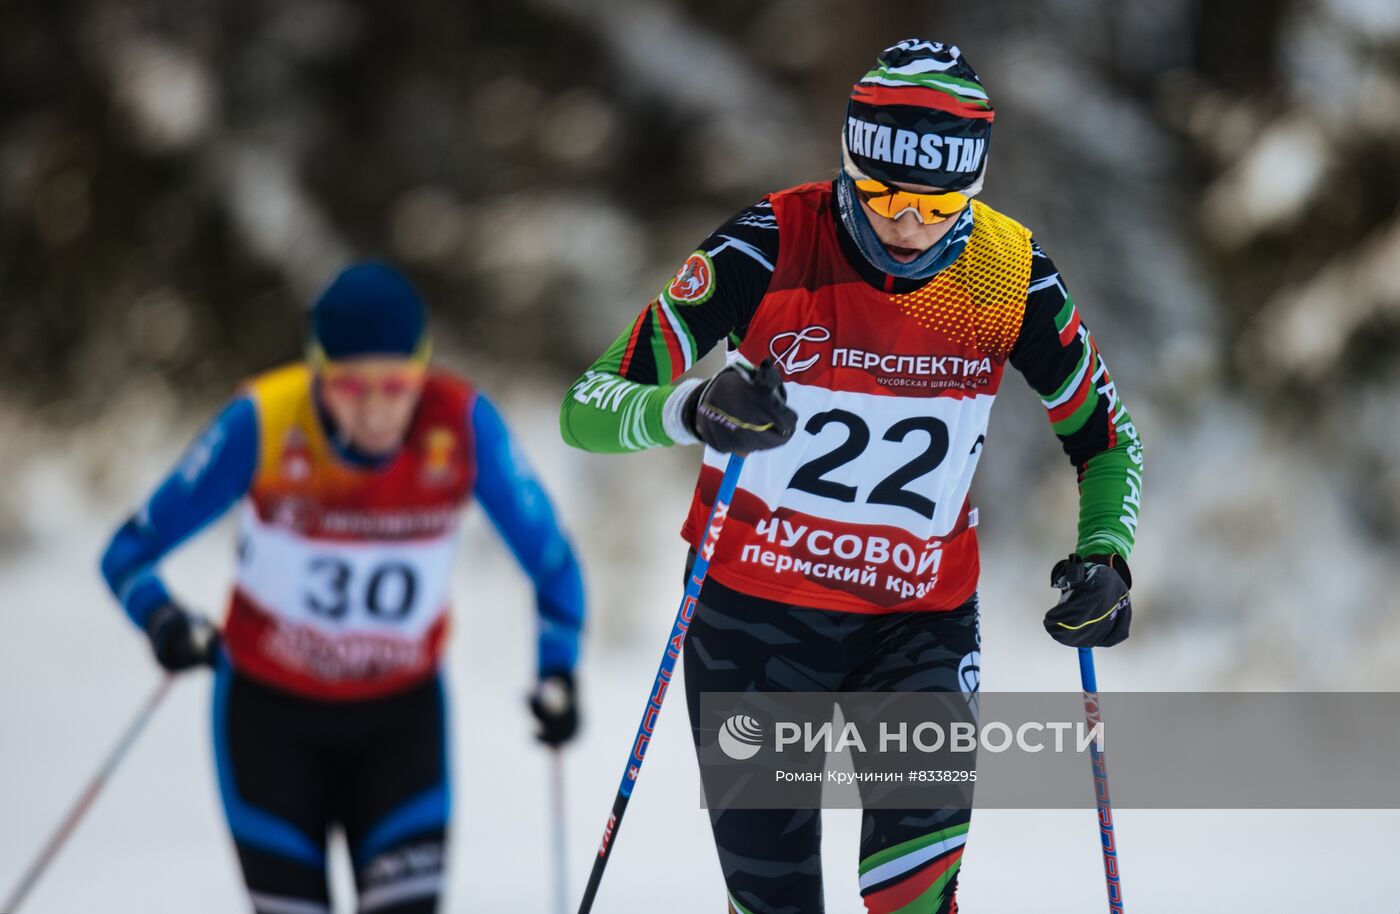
[1043,554,1132,648]
[682,358,797,455]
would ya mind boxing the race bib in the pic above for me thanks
[235,503,459,640]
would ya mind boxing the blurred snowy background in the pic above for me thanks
[2,0,1398,911]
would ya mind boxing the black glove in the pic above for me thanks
[1043,554,1132,648]
[529,672,579,748]
[144,602,220,672]
[683,359,797,455]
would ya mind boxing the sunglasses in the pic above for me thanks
[321,367,425,400]
[851,177,970,224]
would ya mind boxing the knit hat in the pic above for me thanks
[842,39,994,192]
[309,261,428,360]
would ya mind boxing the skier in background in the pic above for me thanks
[562,40,1142,913]
[101,261,585,914]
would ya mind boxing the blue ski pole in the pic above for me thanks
[1078,647,1124,913]
[575,452,746,914]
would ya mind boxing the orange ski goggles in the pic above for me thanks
[850,177,970,224]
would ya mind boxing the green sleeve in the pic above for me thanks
[1074,433,1143,559]
[559,316,687,453]
[1010,241,1143,559]
[560,203,778,454]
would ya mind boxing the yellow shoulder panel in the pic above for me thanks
[239,363,319,487]
[893,201,1034,360]
[956,200,1033,359]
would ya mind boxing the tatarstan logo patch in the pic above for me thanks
[666,251,715,305]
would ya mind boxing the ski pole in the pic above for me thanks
[1078,647,1123,914]
[2,675,175,913]
[575,452,746,914]
[550,748,568,914]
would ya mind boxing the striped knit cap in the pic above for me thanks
[843,39,995,192]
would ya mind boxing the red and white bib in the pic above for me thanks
[680,184,1032,613]
[224,364,476,700]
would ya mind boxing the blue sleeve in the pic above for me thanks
[99,397,259,629]
[470,393,586,678]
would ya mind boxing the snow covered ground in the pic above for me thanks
[2,382,1396,912]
